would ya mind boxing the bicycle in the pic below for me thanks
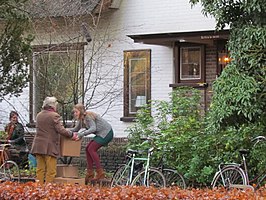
[140,136,186,188]
[0,143,21,182]
[156,151,186,188]
[110,147,166,188]
[211,136,266,190]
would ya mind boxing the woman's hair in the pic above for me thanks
[73,103,97,120]
[42,96,58,110]
[9,111,18,120]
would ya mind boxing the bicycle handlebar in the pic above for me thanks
[127,147,154,156]
[252,136,266,146]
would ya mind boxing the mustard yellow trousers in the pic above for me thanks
[35,154,57,185]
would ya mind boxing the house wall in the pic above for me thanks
[0,0,217,138]
[205,44,218,107]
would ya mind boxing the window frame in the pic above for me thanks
[173,43,205,85]
[121,49,151,122]
[28,42,86,126]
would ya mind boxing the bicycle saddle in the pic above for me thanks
[239,149,249,155]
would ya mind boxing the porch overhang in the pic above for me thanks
[127,29,230,46]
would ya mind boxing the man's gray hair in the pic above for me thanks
[42,96,58,109]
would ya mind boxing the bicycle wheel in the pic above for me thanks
[131,168,166,188]
[211,165,247,189]
[0,160,20,182]
[163,168,186,188]
[110,164,131,187]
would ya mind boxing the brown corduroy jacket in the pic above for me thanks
[31,110,72,158]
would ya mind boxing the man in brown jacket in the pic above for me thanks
[31,96,77,184]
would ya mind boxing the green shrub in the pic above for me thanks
[126,87,266,187]
[126,87,205,186]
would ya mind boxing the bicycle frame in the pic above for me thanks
[241,152,250,185]
[124,150,139,184]
[136,149,152,185]
[129,148,152,185]
[112,148,153,186]
[240,138,266,188]
[249,169,266,188]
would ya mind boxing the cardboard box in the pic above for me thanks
[56,164,79,178]
[60,136,82,157]
[54,177,85,185]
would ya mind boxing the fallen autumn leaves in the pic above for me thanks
[0,182,265,199]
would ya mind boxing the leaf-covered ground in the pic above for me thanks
[0,182,265,199]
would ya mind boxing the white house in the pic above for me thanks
[0,0,229,138]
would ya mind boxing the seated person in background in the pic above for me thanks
[4,111,27,165]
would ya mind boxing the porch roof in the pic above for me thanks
[128,29,230,46]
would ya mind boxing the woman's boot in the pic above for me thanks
[85,169,94,185]
[93,168,105,180]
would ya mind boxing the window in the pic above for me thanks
[29,43,85,126]
[180,47,201,80]
[121,50,151,121]
[173,44,205,86]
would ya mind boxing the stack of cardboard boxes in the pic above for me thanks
[54,136,85,185]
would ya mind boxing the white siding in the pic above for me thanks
[114,0,216,35]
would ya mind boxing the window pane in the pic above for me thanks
[180,47,201,80]
[129,58,146,114]
[33,49,83,120]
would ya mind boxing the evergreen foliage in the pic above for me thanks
[0,0,33,99]
[191,0,266,132]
